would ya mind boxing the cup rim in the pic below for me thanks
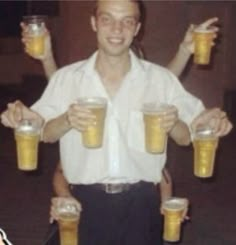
[23,15,48,23]
[163,197,187,211]
[194,27,215,34]
[77,97,107,107]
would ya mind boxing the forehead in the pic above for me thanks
[96,0,140,18]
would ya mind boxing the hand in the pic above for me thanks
[49,196,82,224]
[20,22,53,61]
[160,105,179,133]
[191,108,233,137]
[66,103,96,132]
[180,17,219,54]
[1,100,44,129]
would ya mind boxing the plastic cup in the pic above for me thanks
[14,120,41,171]
[193,127,219,178]
[163,198,186,242]
[56,198,81,245]
[23,15,47,56]
[193,28,215,65]
[77,97,107,148]
[143,103,168,154]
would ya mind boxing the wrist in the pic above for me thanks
[179,43,192,56]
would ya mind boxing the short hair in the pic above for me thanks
[93,0,145,23]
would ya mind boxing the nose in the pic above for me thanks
[112,20,123,33]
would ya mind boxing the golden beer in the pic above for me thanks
[193,137,219,178]
[23,15,46,57]
[193,29,214,65]
[14,120,41,171]
[28,34,45,56]
[143,114,166,153]
[58,213,79,245]
[82,106,106,148]
[163,198,186,242]
[78,97,107,148]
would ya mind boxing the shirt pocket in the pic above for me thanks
[127,110,145,152]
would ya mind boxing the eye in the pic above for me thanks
[99,14,112,25]
[122,18,137,28]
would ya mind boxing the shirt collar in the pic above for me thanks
[79,49,146,76]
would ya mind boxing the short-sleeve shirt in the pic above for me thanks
[32,51,204,184]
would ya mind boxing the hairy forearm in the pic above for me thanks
[53,163,72,197]
[167,44,192,77]
[169,119,191,146]
[42,112,71,143]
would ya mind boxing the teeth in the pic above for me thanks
[108,38,123,44]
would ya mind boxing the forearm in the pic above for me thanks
[160,168,173,203]
[169,119,191,146]
[167,44,192,77]
[53,163,72,197]
[41,54,58,80]
[42,112,71,143]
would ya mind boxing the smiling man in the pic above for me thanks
[1,1,232,245]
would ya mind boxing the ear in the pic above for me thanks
[134,22,141,37]
[91,16,97,32]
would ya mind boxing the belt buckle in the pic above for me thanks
[105,184,122,194]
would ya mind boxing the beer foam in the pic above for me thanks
[163,198,186,211]
[194,27,215,33]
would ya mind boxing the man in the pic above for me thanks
[1,1,232,245]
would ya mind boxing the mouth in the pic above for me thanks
[107,37,124,45]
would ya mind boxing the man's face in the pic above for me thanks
[91,0,141,57]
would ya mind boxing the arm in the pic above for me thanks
[160,105,191,146]
[42,103,96,143]
[21,22,58,80]
[167,17,219,77]
[160,168,173,203]
[53,163,72,197]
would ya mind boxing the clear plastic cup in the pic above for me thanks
[143,103,169,154]
[193,27,215,65]
[193,127,219,178]
[163,198,187,242]
[14,119,41,171]
[23,15,47,56]
[77,97,107,148]
[56,198,81,245]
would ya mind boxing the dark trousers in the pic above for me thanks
[43,182,163,245]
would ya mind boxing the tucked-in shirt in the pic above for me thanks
[32,51,204,184]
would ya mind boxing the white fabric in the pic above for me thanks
[32,51,205,184]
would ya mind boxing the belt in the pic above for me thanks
[71,181,143,194]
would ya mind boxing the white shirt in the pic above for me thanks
[32,51,204,184]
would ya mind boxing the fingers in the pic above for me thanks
[67,104,96,132]
[160,106,178,133]
[199,17,218,29]
[1,100,24,128]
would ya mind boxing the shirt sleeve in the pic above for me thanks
[167,72,206,126]
[31,70,65,122]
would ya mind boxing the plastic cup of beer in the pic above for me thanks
[14,119,41,171]
[23,15,47,56]
[163,197,187,242]
[77,97,107,148]
[143,103,168,154]
[193,27,215,65]
[193,127,219,178]
[56,198,81,245]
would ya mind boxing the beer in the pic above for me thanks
[28,34,45,57]
[78,97,107,148]
[23,15,46,57]
[58,212,79,245]
[163,198,186,242]
[193,28,215,65]
[82,106,106,148]
[193,136,219,178]
[143,113,166,153]
[14,120,40,171]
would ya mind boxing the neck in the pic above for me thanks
[95,50,131,81]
